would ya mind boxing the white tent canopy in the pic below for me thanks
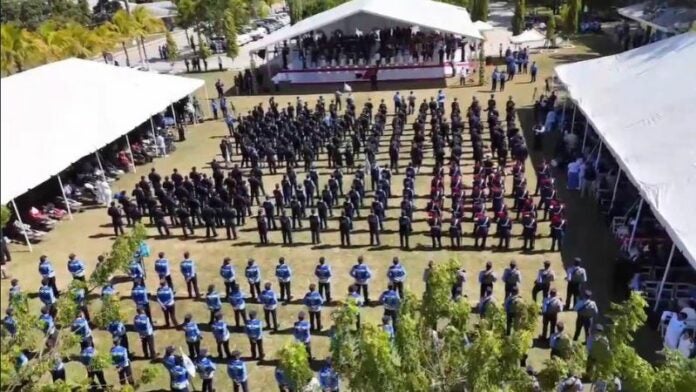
[1,58,204,203]
[555,32,696,269]
[473,20,495,32]
[248,0,483,52]
[509,29,546,45]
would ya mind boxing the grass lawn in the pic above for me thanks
[2,34,640,391]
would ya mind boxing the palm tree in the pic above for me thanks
[34,21,69,63]
[132,7,165,64]
[1,23,40,74]
[107,10,138,66]
[58,23,110,59]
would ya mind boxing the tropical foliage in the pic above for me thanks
[512,0,526,35]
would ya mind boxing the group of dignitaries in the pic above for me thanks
[105,89,567,252]
[5,246,601,392]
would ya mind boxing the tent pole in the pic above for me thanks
[204,84,211,119]
[95,152,107,182]
[561,99,567,130]
[609,169,621,212]
[56,175,73,220]
[149,118,159,156]
[594,140,602,170]
[627,198,644,251]
[581,122,589,153]
[125,134,136,173]
[171,104,177,125]
[11,199,32,252]
[654,243,676,311]
[569,105,577,133]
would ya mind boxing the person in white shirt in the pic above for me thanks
[678,332,694,358]
[664,312,687,349]
[679,299,696,328]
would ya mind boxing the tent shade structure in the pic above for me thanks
[473,20,495,32]
[0,58,204,203]
[247,0,483,52]
[618,2,696,34]
[554,32,696,269]
[509,29,546,45]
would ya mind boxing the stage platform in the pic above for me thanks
[272,60,475,85]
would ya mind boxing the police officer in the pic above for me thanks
[496,212,512,249]
[573,290,598,342]
[153,206,171,236]
[245,310,265,360]
[550,321,571,359]
[260,282,279,331]
[202,204,218,238]
[196,349,216,392]
[550,215,567,251]
[521,212,537,251]
[182,313,202,359]
[221,204,238,240]
[108,201,125,236]
[262,197,276,230]
[350,256,372,304]
[379,283,401,324]
[318,358,340,392]
[315,257,332,303]
[473,212,490,248]
[133,307,156,359]
[157,279,179,327]
[541,288,563,341]
[256,210,269,244]
[478,261,498,298]
[155,252,174,290]
[367,209,380,246]
[290,196,303,228]
[387,257,407,298]
[229,283,248,328]
[81,346,108,390]
[565,258,587,309]
[477,287,495,318]
[228,350,249,392]
[502,260,522,298]
[38,255,59,296]
[245,259,261,299]
[212,312,232,359]
[309,209,321,244]
[504,286,522,336]
[131,279,152,322]
[180,251,200,298]
[303,283,324,331]
[293,311,312,359]
[398,212,412,249]
[339,212,353,246]
[279,210,293,244]
[317,199,329,229]
[430,217,442,249]
[532,260,555,302]
[276,257,292,303]
[177,206,195,238]
[204,284,222,325]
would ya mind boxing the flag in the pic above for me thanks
[180,348,196,378]
[343,83,352,92]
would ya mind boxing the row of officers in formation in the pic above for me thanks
[5,252,597,391]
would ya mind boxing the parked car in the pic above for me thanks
[272,12,290,26]
[247,25,267,41]
[237,28,254,46]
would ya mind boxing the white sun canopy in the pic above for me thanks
[510,29,546,45]
[0,58,204,203]
[555,32,696,269]
[248,0,483,52]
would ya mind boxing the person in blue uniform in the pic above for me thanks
[350,256,372,304]
[318,358,340,391]
[294,311,312,359]
[67,253,86,281]
[260,282,279,331]
[245,258,262,299]
[229,282,248,327]
[220,257,236,299]
[39,278,58,317]
[134,307,156,359]
[379,283,402,323]
[38,255,59,296]
[245,310,265,360]
[107,318,130,355]
[155,252,175,290]
[71,310,93,349]
[128,258,145,289]
[183,313,202,359]
[315,257,333,303]
[206,284,223,325]
[157,279,179,327]
[348,285,364,329]
[131,278,152,322]
[111,339,135,385]
[213,312,232,359]
[80,346,107,389]
[387,257,407,298]
[304,283,324,331]
[3,308,16,337]
[275,257,293,303]
[196,348,217,392]
[50,356,65,382]
[170,355,192,392]
[275,366,292,392]
[227,350,249,392]
[180,251,200,298]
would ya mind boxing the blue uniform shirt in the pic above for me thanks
[131,284,149,306]
[101,284,116,298]
[383,323,395,339]
[294,320,311,343]
[206,291,222,310]
[107,320,126,337]
[163,354,177,371]
[155,258,171,277]
[197,356,216,379]
[276,264,292,282]
[68,259,86,278]
[315,264,332,282]
[212,320,230,341]
[351,264,372,284]
[39,285,56,305]
[319,365,340,390]
[227,359,248,382]
[380,290,401,311]
[8,284,21,300]
[79,347,96,368]
[134,314,153,337]
[275,367,288,386]
[128,261,144,280]
[245,318,263,340]
[157,286,175,307]
[180,259,196,280]
[71,316,91,340]
[229,290,246,309]
[260,289,278,310]
[111,345,129,369]
[39,260,56,278]
[220,264,236,282]
[304,291,324,312]
[245,264,261,283]
[170,365,190,389]
[387,264,407,282]
[40,313,55,336]
[184,321,202,342]
[3,315,17,336]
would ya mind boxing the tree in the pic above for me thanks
[470,0,489,22]
[223,10,239,59]
[512,0,526,35]
[0,205,11,227]
[106,9,137,66]
[131,7,165,63]
[277,342,313,390]
[563,0,580,35]
[0,23,40,73]
[57,22,110,59]
[165,30,180,61]
[546,14,557,46]
[174,0,196,46]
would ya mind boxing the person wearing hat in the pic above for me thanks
[196,348,216,392]
[318,358,340,391]
[565,258,587,309]
[227,350,249,392]
[502,261,522,298]
[245,310,265,360]
[532,260,555,303]
[541,288,563,340]
[182,313,202,360]
[294,311,312,359]
[478,261,498,298]
[573,290,598,342]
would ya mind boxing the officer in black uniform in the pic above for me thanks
[367,210,380,246]
[108,202,125,236]
[189,197,203,227]
[309,209,321,244]
[153,205,170,236]
[176,206,195,238]
[398,212,412,249]
[279,211,292,245]
[449,216,462,248]
[262,197,276,230]
[522,212,537,251]
[317,199,329,229]
[221,205,238,240]
[256,210,269,244]
[339,212,352,247]
[290,196,303,229]
[430,217,442,249]
[201,204,218,238]
[497,212,512,249]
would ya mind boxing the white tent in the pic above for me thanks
[248,0,483,52]
[509,29,546,45]
[473,20,495,32]
[1,58,204,203]
[555,32,696,269]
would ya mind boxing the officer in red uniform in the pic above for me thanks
[497,212,513,249]
[550,215,566,252]
[474,213,490,249]
[521,212,537,251]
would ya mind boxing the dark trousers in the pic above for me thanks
[234,309,248,327]
[318,282,332,302]
[164,275,175,291]
[370,230,381,245]
[202,378,214,392]
[117,365,135,385]
[249,282,261,299]
[340,231,351,246]
[156,222,171,236]
[47,276,59,297]
[249,338,265,359]
[506,313,515,336]
[356,283,369,303]
[233,381,249,392]
[522,233,535,250]
[185,276,200,298]
[480,283,493,298]
[504,283,517,298]
[565,282,581,309]
[399,232,409,248]
[180,220,194,237]
[309,310,322,331]
[551,234,564,251]
[217,339,232,358]
[205,223,218,237]
[474,233,487,248]
[113,222,125,236]
[384,308,398,324]
[532,283,550,303]
[264,308,279,331]
[498,234,510,249]
[279,281,291,301]
[541,313,558,340]
[87,370,108,388]
[282,230,292,244]
[141,334,156,358]
[393,281,404,298]
[431,234,442,248]
[311,230,321,244]
[51,368,66,382]
[187,340,201,359]
[116,333,130,354]
[573,315,592,341]
[226,224,238,239]
[162,304,179,327]
[224,281,235,298]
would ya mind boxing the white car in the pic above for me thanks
[237,28,253,46]
[272,12,290,26]
[248,26,267,41]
